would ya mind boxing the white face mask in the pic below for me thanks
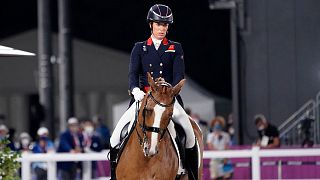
[21,139,30,147]
[84,126,94,134]
[228,127,235,135]
[258,125,265,131]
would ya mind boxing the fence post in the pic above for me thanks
[47,161,56,180]
[21,160,31,180]
[251,146,261,180]
[277,160,282,180]
[82,161,92,179]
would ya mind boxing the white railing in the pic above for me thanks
[20,150,110,180]
[20,148,320,180]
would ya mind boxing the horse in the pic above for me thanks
[116,73,204,180]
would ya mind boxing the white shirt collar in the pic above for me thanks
[151,35,163,50]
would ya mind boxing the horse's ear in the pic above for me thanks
[147,72,156,90]
[172,79,186,96]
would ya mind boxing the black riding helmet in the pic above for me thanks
[147,4,173,24]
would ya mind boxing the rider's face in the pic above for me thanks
[150,22,169,40]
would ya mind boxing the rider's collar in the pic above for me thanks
[147,36,168,46]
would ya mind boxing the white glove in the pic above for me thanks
[131,87,145,101]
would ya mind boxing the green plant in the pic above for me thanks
[0,137,21,180]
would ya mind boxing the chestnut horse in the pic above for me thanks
[116,74,203,180]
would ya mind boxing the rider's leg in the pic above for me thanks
[109,146,119,180]
[172,100,198,180]
[109,101,138,180]
[172,100,195,148]
[110,101,138,148]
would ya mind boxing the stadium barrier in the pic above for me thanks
[19,147,320,180]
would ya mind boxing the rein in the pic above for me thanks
[136,91,175,146]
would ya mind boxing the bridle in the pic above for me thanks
[136,91,175,146]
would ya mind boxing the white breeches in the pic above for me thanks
[110,99,196,148]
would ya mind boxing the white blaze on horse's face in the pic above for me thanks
[148,104,166,156]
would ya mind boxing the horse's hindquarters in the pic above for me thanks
[191,119,204,180]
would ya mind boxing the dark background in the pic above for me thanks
[1,0,231,98]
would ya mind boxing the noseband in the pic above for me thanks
[136,91,175,146]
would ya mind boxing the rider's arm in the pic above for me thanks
[128,43,142,92]
[172,43,185,86]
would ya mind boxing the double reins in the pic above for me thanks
[136,91,175,146]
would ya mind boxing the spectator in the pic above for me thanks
[82,120,103,153]
[17,132,33,153]
[0,124,15,150]
[226,113,236,145]
[207,116,233,180]
[57,117,84,180]
[254,114,280,148]
[192,113,208,127]
[82,119,103,178]
[32,127,55,180]
[92,116,110,149]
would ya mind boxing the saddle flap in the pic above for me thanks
[120,122,130,142]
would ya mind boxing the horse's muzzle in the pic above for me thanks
[143,142,159,157]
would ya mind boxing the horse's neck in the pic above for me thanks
[124,126,145,158]
[125,125,172,158]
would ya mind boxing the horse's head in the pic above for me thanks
[137,73,185,157]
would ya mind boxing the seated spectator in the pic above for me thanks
[17,132,33,153]
[207,116,233,180]
[254,114,280,148]
[32,127,55,180]
[0,124,16,151]
[57,117,84,180]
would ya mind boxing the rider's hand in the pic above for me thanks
[131,87,145,101]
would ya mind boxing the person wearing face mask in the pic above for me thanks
[254,114,280,148]
[18,132,33,153]
[109,4,199,180]
[82,120,102,153]
[81,120,103,178]
[207,116,233,180]
[32,127,55,180]
[57,117,84,180]
[0,124,16,150]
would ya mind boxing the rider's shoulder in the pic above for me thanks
[134,41,145,46]
[168,40,182,48]
[131,41,144,52]
[167,39,181,45]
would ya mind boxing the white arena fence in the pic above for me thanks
[19,147,320,180]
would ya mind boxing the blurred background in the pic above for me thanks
[1,0,320,179]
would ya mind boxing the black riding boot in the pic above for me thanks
[185,144,198,180]
[110,147,119,180]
